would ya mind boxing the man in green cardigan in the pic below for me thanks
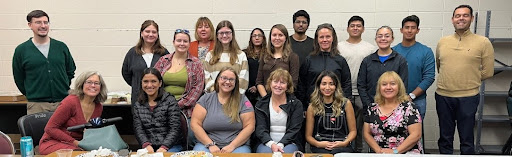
[12,10,76,114]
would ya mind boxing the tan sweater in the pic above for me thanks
[435,30,494,97]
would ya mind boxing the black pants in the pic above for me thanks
[435,93,479,155]
[310,146,354,154]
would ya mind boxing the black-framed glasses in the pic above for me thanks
[175,29,189,34]
[251,34,264,38]
[217,31,232,36]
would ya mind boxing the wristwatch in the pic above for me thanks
[409,93,416,100]
[393,148,399,154]
[204,141,216,148]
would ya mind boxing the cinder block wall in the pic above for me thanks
[1,0,511,151]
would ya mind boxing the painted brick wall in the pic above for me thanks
[1,0,511,150]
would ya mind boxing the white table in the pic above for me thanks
[334,153,506,157]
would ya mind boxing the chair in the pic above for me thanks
[179,111,189,150]
[17,112,54,147]
[0,131,15,154]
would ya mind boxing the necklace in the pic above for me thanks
[378,107,394,117]
[324,103,332,109]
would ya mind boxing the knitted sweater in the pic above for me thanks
[12,38,76,102]
[203,51,249,94]
[435,30,494,97]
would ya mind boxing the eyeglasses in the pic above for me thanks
[219,76,236,83]
[217,31,232,36]
[32,21,50,25]
[85,81,101,86]
[175,29,189,34]
[294,20,308,25]
[251,34,264,38]
[376,34,392,39]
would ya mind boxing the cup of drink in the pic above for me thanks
[56,149,73,157]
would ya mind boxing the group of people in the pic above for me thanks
[12,4,494,155]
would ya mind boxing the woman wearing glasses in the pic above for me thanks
[133,68,182,153]
[122,20,169,104]
[242,28,267,105]
[357,26,408,110]
[256,24,299,97]
[191,67,255,153]
[39,71,107,155]
[189,17,215,60]
[203,20,249,94]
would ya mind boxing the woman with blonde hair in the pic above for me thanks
[256,24,299,97]
[189,17,215,60]
[305,70,356,154]
[254,68,303,153]
[363,71,422,154]
[203,20,249,94]
[191,67,255,153]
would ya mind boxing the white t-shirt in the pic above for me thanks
[142,53,154,68]
[269,99,288,143]
[338,40,377,95]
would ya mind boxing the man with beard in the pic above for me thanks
[435,5,494,154]
[338,15,376,152]
[290,10,314,65]
[12,10,76,114]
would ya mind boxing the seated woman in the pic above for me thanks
[305,71,357,154]
[363,71,422,154]
[254,68,303,153]
[191,67,255,153]
[133,68,182,152]
[39,71,108,155]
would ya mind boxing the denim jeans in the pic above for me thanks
[193,143,251,153]
[413,98,427,120]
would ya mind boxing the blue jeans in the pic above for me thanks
[167,145,183,152]
[255,143,298,153]
[413,98,427,120]
[435,93,479,155]
[193,143,251,153]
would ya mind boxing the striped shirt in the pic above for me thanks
[203,50,249,94]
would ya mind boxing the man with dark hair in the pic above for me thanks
[12,10,76,114]
[436,5,494,154]
[393,15,435,120]
[338,15,376,152]
[290,10,314,65]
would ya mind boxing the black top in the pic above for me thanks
[242,49,259,88]
[312,102,348,142]
[289,36,314,65]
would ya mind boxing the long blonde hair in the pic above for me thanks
[309,71,346,117]
[374,71,409,105]
[209,20,241,65]
[214,67,241,123]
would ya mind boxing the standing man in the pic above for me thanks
[12,10,76,115]
[290,10,314,65]
[393,15,435,120]
[338,15,376,152]
[436,5,494,154]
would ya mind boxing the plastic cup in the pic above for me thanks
[56,149,73,157]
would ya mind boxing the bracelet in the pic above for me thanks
[204,142,216,148]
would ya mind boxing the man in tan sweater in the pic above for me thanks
[435,5,494,155]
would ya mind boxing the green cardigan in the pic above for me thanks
[12,38,76,102]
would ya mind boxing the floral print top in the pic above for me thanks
[365,102,423,154]
[198,46,209,61]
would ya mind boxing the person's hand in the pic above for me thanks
[156,147,167,153]
[271,144,284,153]
[408,95,413,102]
[145,145,155,153]
[248,86,257,93]
[73,140,80,146]
[316,141,330,150]
[208,145,221,153]
[220,144,235,153]
[328,141,348,149]
[380,148,394,154]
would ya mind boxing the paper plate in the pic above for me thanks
[76,152,118,157]
[170,151,213,157]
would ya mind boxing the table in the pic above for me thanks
[45,151,333,157]
[334,153,509,157]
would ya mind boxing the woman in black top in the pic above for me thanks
[242,28,267,105]
[305,71,356,154]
